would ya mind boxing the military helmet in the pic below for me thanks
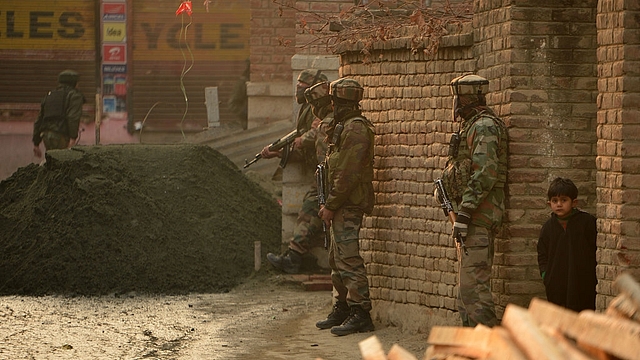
[304,81,331,111]
[450,74,489,96]
[297,69,328,86]
[329,78,363,103]
[304,81,330,102]
[58,69,80,86]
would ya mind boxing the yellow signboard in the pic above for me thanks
[0,1,95,50]
[103,23,126,42]
[132,6,249,61]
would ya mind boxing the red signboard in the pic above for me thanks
[103,3,126,21]
[103,44,126,63]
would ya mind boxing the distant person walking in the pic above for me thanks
[33,70,86,158]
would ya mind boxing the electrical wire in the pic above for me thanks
[177,9,195,141]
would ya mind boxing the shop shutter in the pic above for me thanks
[131,0,250,133]
[0,0,97,118]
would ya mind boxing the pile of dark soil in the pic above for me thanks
[0,144,282,296]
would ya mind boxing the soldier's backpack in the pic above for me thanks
[41,88,70,131]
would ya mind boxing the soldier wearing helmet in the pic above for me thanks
[304,81,333,165]
[440,74,508,327]
[265,69,329,274]
[316,78,375,336]
[32,70,86,158]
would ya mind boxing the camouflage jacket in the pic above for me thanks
[325,110,375,214]
[294,103,319,169]
[33,85,85,145]
[315,114,332,165]
[443,110,508,230]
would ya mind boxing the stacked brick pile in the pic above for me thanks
[325,273,640,360]
[423,272,640,359]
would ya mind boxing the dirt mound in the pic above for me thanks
[0,144,282,296]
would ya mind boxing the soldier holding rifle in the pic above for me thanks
[316,78,375,336]
[435,74,508,328]
[262,69,328,274]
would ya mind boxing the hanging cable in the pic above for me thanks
[176,1,195,140]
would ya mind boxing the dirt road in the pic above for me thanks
[0,273,429,360]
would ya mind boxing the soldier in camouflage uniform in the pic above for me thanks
[440,74,508,327]
[265,69,328,274]
[304,81,333,166]
[316,78,375,336]
[33,70,86,158]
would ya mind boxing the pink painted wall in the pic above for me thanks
[0,119,138,181]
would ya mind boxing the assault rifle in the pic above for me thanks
[316,164,331,249]
[434,179,468,255]
[244,129,298,168]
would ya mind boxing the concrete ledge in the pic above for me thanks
[246,81,291,97]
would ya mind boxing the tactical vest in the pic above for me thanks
[326,116,375,213]
[442,111,508,207]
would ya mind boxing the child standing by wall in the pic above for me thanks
[537,177,598,312]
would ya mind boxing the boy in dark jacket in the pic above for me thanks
[537,177,597,312]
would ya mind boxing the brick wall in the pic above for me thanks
[339,24,476,330]
[475,0,599,314]
[295,1,353,56]
[275,0,640,330]
[336,0,606,327]
[595,0,640,308]
[250,0,296,82]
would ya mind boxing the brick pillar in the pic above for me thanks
[474,0,599,315]
[595,0,640,308]
[247,0,296,128]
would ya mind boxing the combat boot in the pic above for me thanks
[266,250,302,274]
[315,301,350,329]
[330,305,374,336]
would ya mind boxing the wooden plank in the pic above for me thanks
[614,273,640,312]
[565,310,640,360]
[527,297,579,333]
[387,344,418,360]
[501,303,566,360]
[540,325,597,360]
[427,326,490,349]
[428,344,488,359]
[486,327,528,360]
[424,345,477,360]
[575,341,615,360]
[607,293,640,323]
[359,335,387,360]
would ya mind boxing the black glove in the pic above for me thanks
[453,211,471,241]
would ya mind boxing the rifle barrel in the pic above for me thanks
[243,154,262,168]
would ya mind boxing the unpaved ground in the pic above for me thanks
[0,145,429,359]
[0,273,429,360]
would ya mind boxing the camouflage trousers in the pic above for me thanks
[328,206,371,311]
[41,131,69,150]
[456,224,498,327]
[288,188,325,254]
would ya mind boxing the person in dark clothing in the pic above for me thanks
[33,70,86,158]
[228,59,249,129]
[537,177,597,312]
